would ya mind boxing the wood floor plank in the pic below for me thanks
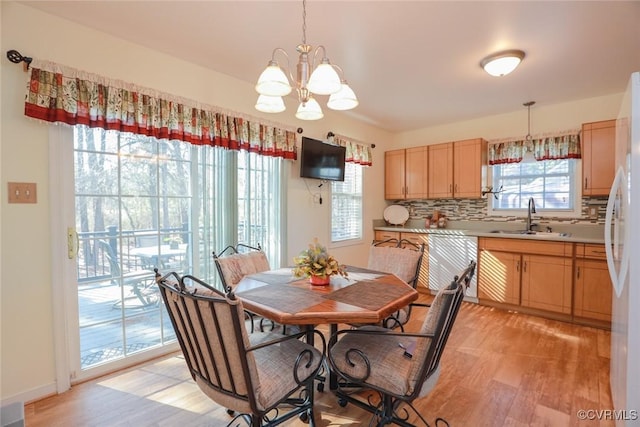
[24,298,614,426]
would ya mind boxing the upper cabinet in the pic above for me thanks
[385,138,487,200]
[427,142,453,198]
[581,119,616,196]
[384,149,406,199]
[384,147,428,199]
[428,138,487,199]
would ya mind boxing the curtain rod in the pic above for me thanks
[6,50,32,71]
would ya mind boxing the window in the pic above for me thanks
[489,158,580,215]
[72,126,286,370]
[331,162,363,243]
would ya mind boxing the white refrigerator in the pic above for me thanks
[607,71,640,425]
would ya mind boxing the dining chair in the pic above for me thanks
[97,240,157,308]
[155,270,325,427]
[328,260,476,427]
[213,243,272,332]
[367,238,426,330]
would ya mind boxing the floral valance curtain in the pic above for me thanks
[333,135,373,166]
[24,60,297,159]
[488,133,580,165]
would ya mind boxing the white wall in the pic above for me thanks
[393,94,623,147]
[0,1,391,403]
[0,0,624,405]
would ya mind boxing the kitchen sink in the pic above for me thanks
[488,230,571,238]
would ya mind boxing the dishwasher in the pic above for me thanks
[428,234,478,302]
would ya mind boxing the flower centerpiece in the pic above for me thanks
[292,238,348,286]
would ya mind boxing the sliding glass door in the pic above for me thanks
[53,125,286,381]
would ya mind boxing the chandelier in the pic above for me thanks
[254,0,358,120]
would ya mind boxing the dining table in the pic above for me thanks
[234,265,419,389]
[128,243,188,269]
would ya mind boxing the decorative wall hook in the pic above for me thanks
[6,50,32,71]
[481,185,504,199]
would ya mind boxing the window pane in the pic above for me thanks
[331,163,363,242]
[493,159,576,211]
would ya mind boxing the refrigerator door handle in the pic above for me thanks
[605,166,629,298]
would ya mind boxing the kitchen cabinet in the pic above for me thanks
[582,119,616,196]
[427,143,453,198]
[454,138,488,198]
[478,238,573,316]
[574,244,612,325]
[521,254,572,315]
[428,138,487,198]
[478,249,520,305]
[384,147,428,199]
[374,230,400,245]
[384,150,406,199]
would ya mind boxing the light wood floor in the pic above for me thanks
[24,297,614,426]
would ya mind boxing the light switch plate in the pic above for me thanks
[8,182,37,204]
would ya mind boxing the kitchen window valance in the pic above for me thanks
[333,135,373,166]
[23,60,297,159]
[488,132,581,165]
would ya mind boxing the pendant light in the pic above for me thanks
[254,0,358,120]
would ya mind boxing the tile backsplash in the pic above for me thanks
[391,196,608,225]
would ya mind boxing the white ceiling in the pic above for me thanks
[17,1,640,133]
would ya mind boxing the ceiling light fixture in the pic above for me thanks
[254,0,358,120]
[480,49,525,77]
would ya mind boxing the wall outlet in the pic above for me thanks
[7,182,37,204]
[588,205,598,219]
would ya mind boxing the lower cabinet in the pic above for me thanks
[478,238,573,319]
[521,254,572,315]
[574,244,612,326]
[478,249,521,305]
[373,230,400,245]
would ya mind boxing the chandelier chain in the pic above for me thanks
[302,0,307,45]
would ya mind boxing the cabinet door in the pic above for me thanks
[374,230,400,245]
[454,138,487,198]
[574,258,612,323]
[478,249,520,305]
[582,120,615,196]
[428,143,453,198]
[385,150,406,199]
[521,254,572,314]
[405,147,429,198]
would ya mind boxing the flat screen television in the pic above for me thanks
[299,137,346,181]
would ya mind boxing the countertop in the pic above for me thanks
[373,219,606,244]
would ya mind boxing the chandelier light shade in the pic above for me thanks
[327,81,359,110]
[255,63,292,96]
[255,94,286,113]
[295,97,324,120]
[254,0,357,120]
[480,49,525,77]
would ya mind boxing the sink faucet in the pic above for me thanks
[526,197,537,232]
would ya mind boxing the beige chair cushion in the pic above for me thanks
[331,281,459,397]
[330,325,428,397]
[217,251,270,288]
[167,290,321,413]
[367,245,421,284]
